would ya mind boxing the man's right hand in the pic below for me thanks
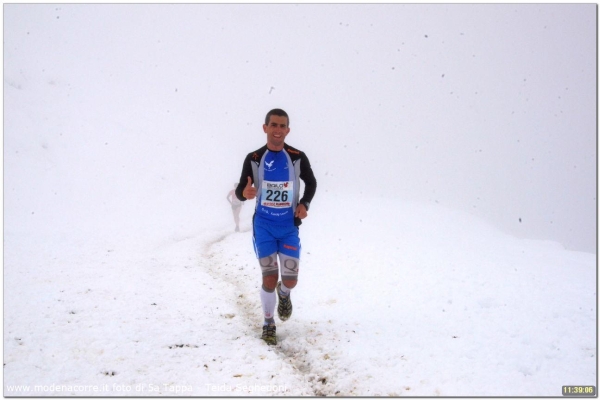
[243,176,257,200]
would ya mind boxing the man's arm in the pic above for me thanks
[235,154,254,201]
[299,152,317,208]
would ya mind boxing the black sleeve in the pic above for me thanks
[299,152,317,205]
[235,153,253,202]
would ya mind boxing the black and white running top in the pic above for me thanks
[235,144,317,226]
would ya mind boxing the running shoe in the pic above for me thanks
[277,281,293,321]
[261,323,277,345]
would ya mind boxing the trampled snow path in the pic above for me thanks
[198,195,598,397]
[202,229,354,396]
[4,225,336,397]
[3,195,596,397]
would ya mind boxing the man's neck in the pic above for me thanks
[267,143,285,152]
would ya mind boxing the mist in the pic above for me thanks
[4,3,597,253]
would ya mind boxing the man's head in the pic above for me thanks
[263,108,290,151]
[264,108,289,126]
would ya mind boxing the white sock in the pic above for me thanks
[260,286,276,321]
[279,281,291,296]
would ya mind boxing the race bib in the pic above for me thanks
[261,180,293,208]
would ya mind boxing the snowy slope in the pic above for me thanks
[4,194,596,396]
[3,3,597,397]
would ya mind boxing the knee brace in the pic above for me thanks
[279,253,299,282]
[259,253,279,277]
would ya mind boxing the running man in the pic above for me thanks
[235,108,317,345]
[226,183,243,232]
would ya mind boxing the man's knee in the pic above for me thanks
[279,253,299,286]
[282,278,297,289]
[262,275,278,292]
[259,252,299,291]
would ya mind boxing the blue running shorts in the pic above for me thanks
[253,217,301,259]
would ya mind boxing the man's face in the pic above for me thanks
[263,115,290,149]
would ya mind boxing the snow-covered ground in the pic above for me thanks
[4,3,597,397]
[3,194,596,397]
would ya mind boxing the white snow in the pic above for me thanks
[3,196,597,396]
[3,3,597,398]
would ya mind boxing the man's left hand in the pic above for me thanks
[295,204,308,219]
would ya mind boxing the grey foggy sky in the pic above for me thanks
[4,4,597,252]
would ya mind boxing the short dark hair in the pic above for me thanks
[265,108,289,126]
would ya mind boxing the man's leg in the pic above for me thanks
[258,253,279,323]
[279,253,299,290]
[276,253,298,321]
[253,222,279,345]
[258,254,279,345]
[279,225,301,289]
